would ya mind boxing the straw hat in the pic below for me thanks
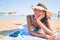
[31,2,52,17]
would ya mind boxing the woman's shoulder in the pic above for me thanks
[27,15,34,24]
[27,15,34,18]
[27,15,31,17]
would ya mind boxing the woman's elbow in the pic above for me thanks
[29,30,33,34]
[29,30,34,36]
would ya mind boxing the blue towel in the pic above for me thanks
[9,24,48,40]
[1,24,60,40]
[9,24,30,37]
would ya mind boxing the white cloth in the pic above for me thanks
[1,23,60,40]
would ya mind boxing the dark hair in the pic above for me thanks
[41,10,47,24]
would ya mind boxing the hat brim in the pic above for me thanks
[31,6,52,17]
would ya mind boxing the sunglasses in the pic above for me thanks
[34,8,45,12]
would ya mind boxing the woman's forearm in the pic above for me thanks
[30,31,51,38]
[38,21,54,36]
[46,19,53,31]
[30,31,59,40]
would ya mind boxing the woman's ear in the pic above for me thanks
[45,12,49,19]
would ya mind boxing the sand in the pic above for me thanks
[0,19,26,31]
[0,19,60,39]
[51,19,60,33]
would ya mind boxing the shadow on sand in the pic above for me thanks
[0,30,14,36]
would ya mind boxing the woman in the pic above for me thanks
[27,2,59,40]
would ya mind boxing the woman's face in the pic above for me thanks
[34,8,45,18]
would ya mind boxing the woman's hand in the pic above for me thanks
[46,35,59,40]
[34,13,45,20]
[34,14,44,24]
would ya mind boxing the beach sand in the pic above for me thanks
[0,19,26,31]
[51,19,60,33]
[0,19,60,39]
[0,19,26,39]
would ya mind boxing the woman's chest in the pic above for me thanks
[32,17,40,29]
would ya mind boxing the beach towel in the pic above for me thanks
[1,23,60,40]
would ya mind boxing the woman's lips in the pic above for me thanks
[34,14,39,18]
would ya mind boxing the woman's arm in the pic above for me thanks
[46,18,53,31]
[27,15,51,38]
[35,16,54,36]
[37,20,54,35]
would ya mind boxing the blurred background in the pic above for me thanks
[0,0,60,39]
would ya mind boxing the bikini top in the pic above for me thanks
[30,15,47,31]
